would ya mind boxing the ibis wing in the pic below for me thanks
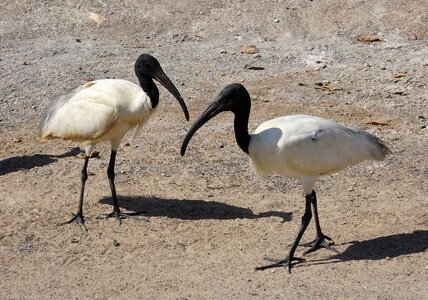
[41,83,117,141]
[282,125,382,176]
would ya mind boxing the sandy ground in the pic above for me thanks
[1,0,427,299]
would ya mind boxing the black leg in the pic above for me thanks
[255,193,313,273]
[106,150,123,223]
[62,155,89,230]
[301,190,338,254]
[104,150,148,224]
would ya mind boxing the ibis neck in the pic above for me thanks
[234,111,251,154]
[138,76,159,109]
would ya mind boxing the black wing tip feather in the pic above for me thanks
[377,138,392,156]
[347,127,392,157]
[368,132,392,157]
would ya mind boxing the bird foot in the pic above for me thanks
[102,210,149,224]
[60,213,87,231]
[255,256,306,273]
[300,234,339,255]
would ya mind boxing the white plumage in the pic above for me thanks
[41,54,189,229]
[181,83,391,272]
[249,115,388,193]
[41,79,153,152]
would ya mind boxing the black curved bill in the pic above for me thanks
[180,95,230,156]
[154,71,189,121]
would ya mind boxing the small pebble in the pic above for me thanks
[241,45,258,54]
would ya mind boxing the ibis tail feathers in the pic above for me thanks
[346,127,391,160]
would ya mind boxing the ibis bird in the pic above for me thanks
[41,53,189,228]
[181,83,391,272]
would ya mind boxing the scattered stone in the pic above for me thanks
[241,45,258,54]
[90,151,100,158]
[392,91,408,96]
[75,151,99,159]
[88,12,106,27]
[305,55,327,70]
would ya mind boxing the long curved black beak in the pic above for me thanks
[181,94,230,156]
[154,70,189,121]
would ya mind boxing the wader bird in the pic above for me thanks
[181,83,390,272]
[41,54,189,229]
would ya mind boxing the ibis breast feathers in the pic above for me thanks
[40,79,153,142]
[249,115,390,178]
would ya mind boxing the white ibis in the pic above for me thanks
[181,83,391,272]
[41,53,189,229]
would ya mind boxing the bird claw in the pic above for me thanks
[101,210,149,224]
[60,213,87,231]
[301,234,339,255]
[255,256,306,273]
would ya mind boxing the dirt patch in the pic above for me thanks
[1,0,427,299]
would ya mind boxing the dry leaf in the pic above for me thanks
[358,35,382,42]
[392,72,407,78]
[244,64,264,70]
[365,120,390,126]
[241,45,258,54]
[314,82,342,93]
[12,137,22,143]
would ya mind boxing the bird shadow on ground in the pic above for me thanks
[99,195,292,221]
[304,230,428,267]
[0,147,80,176]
